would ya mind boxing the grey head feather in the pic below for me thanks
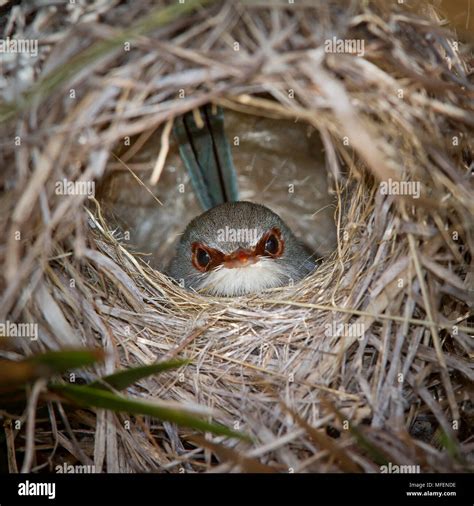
[168,201,316,295]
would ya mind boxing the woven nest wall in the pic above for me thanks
[0,0,473,473]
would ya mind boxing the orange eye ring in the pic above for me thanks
[191,243,224,272]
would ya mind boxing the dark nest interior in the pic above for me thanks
[0,0,473,473]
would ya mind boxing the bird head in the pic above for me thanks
[168,201,315,296]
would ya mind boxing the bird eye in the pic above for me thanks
[191,242,224,272]
[196,247,211,268]
[264,234,280,255]
[258,228,284,258]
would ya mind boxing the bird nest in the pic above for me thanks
[1,0,473,473]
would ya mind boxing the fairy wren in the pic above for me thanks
[168,201,316,296]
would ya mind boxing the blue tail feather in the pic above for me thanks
[173,104,239,211]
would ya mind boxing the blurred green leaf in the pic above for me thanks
[89,359,190,391]
[0,360,36,389]
[28,349,105,374]
[0,349,104,391]
[51,383,250,441]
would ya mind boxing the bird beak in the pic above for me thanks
[224,248,258,268]
[237,250,249,263]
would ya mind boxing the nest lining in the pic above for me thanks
[0,0,473,473]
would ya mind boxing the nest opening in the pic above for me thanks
[97,107,338,277]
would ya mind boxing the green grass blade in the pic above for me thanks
[27,349,105,374]
[51,383,250,441]
[89,359,190,391]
